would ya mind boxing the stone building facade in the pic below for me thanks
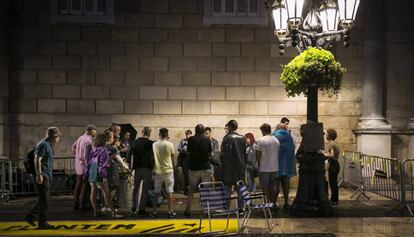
[0,0,412,160]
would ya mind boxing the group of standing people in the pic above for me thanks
[24,117,341,228]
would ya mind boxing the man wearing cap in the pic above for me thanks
[25,127,62,229]
[72,124,97,211]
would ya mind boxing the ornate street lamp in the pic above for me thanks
[271,0,289,38]
[266,0,360,55]
[338,0,360,29]
[284,0,305,27]
[265,0,360,217]
[319,0,339,32]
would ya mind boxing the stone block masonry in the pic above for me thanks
[2,0,365,157]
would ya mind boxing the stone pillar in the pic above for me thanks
[408,119,414,161]
[359,0,388,127]
[355,0,391,157]
[0,2,9,156]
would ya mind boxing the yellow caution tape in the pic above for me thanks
[0,219,238,236]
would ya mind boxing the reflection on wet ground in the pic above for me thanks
[246,217,414,236]
[1,187,413,236]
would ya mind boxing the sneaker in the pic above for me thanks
[24,215,36,227]
[131,208,136,214]
[101,207,111,213]
[183,210,191,217]
[167,210,176,219]
[37,222,55,230]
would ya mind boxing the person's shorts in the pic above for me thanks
[90,178,108,190]
[210,164,215,176]
[259,171,277,189]
[153,172,174,194]
[189,169,211,193]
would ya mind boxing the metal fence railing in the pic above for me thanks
[340,151,414,216]
[339,151,369,200]
[391,159,414,216]
[360,154,402,201]
[0,156,76,204]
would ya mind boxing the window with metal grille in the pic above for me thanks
[210,0,260,16]
[50,0,114,23]
[248,0,259,15]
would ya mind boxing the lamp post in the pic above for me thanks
[266,0,360,216]
[268,0,359,59]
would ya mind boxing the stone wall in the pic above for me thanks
[5,0,364,157]
[0,0,9,156]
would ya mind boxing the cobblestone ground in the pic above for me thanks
[0,188,413,236]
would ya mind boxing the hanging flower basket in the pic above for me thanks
[280,47,346,97]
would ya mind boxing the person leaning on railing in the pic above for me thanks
[24,127,62,230]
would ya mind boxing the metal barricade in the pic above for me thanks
[392,159,414,216]
[0,156,76,200]
[360,154,402,203]
[0,157,11,204]
[338,151,369,200]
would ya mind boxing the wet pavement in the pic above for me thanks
[0,187,413,236]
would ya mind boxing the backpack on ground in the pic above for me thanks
[23,147,36,174]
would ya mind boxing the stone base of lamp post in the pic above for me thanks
[290,152,332,217]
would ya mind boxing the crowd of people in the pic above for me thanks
[23,117,341,229]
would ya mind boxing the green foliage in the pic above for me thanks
[280,47,346,97]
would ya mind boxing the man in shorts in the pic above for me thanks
[152,127,176,218]
[184,124,212,217]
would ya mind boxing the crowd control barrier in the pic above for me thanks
[339,151,369,200]
[0,156,76,204]
[341,151,414,216]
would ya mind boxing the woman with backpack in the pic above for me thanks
[88,132,130,217]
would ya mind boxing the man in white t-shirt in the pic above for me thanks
[256,123,280,204]
[152,127,176,218]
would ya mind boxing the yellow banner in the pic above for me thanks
[0,219,238,236]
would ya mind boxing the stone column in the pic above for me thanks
[355,0,391,158]
[408,117,414,162]
[359,0,388,128]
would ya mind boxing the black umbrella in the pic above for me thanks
[107,123,138,143]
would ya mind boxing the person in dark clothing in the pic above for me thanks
[25,127,62,229]
[204,127,220,182]
[120,132,131,158]
[177,130,192,195]
[127,127,154,216]
[324,128,340,205]
[220,120,246,210]
[184,124,212,216]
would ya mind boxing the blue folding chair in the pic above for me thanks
[198,181,240,234]
[237,180,275,231]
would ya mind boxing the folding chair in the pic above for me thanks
[237,180,275,231]
[198,181,240,234]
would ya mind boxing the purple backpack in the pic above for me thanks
[91,147,111,178]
